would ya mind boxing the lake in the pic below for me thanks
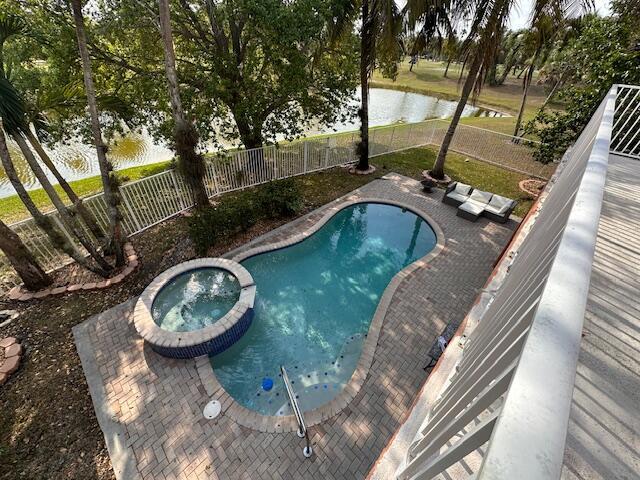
[0,88,503,198]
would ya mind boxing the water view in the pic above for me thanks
[0,88,503,197]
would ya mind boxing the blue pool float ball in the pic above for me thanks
[262,378,274,391]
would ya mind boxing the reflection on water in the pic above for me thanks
[0,88,503,197]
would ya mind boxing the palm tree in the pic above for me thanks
[0,218,52,291]
[413,0,589,180]
[0,119,110,276]
[70,0,127,267]
[356,0,403,172]
[513,14,554,136]
[157,0,209,207]
[0,12,106,243]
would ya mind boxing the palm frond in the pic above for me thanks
[0,76,28,135]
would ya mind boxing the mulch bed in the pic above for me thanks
[0,167,379,480]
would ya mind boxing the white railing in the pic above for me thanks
[610,84,640,159]
[0,119,542,293]
[396,87,618,479]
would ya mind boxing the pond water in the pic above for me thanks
[0,88,503,198]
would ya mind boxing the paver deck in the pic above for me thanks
[74,173,515,480]
[562,154,640,479]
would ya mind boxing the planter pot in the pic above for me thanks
[422,170,451,187]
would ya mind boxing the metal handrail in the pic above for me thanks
[280,365,313,458]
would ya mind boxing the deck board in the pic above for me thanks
[562,154,640,479]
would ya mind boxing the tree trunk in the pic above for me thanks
[25,129,105,243]
[0,123,108,275]
[13,133,113,274]
[497,46,520,85]
[157,0,209,208]
[0,219,52,291]
[513,51,539,137]
[357,0,370,171]
[457,54,468,84]
[431,52,483,179]
[516,65,526,79]
[71,0,126,267]
[541,78,562,109]
[444,58,452,77]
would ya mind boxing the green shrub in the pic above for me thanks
[188,179,302,254]
[189,196,258,254]
[256,179,303,218]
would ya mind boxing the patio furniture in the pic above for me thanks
[484,194,518,224]
[442,182,473,207]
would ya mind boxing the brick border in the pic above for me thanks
[0,336,23,385]
[133,258,256,359]
[196,197,446,433]
[7,243,139,302]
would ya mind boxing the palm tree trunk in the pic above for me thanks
[0,123,108,276]
[25,129,105,243]
[513,53,538,137]
[457,54,468,84]
[0,218,52,291]
[157,0,209,207]
[444,58,452,77]
[497,46,520,85]
[357,0,370,171]
[431,53,483,179]
[70,0,126,267]
[541,77,562,109]
[12,134,113,274]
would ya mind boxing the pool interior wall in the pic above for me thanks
[209,203,437,415]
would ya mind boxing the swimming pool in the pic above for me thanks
[210,202,437,415]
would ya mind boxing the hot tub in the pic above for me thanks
[134,258,255,358]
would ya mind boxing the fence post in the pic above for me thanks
[120,186,143,233]
[303,141,309,173]
[388,126,396,153]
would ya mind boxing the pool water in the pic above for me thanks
[210,203,437,415]
[151,268,241,332]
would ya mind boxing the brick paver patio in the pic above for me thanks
[74,173,515,480]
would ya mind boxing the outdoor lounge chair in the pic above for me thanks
[457,189,492,222]
[442,182,473,207]
[483,194,518,223]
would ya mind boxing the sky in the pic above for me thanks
[395,0,613,30]
[507,0,612,29]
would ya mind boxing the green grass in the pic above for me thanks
[0,160,172,224]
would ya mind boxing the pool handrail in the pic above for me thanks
[280,365,313,458]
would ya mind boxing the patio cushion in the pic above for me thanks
[445,191,470,204]
[453,182,472,196]
[459,199,486,216]
[469,189,492,204]
[485,195,513,215]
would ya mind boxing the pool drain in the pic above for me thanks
[203,400,222,419]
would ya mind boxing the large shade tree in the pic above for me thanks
[62,0,360,151]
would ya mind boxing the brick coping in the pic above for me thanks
[195,196,446,433]
[133,258,256,355]
[8,243,139,302]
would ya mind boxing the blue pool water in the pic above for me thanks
[152,268,241,332]
[210,203,437,415]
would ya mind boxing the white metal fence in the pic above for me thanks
[0,119,543,293]
[396,87,618,479]
[610,84,640,159]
